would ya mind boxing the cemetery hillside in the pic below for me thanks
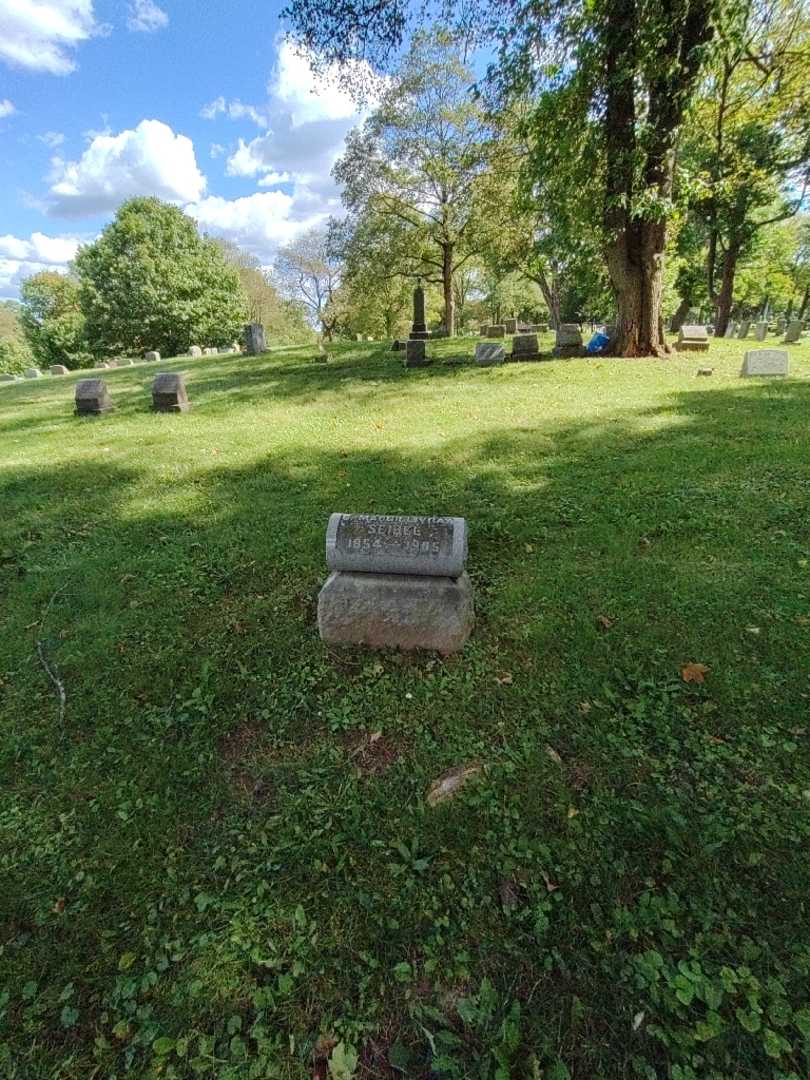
[1,0,810,1077]
[4,333,810,1077]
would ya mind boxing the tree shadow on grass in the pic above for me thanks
[2,378,810,1077]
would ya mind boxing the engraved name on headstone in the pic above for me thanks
[326,513,467,578]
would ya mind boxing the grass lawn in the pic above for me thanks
[2,331,810,1078]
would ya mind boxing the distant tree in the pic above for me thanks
[0,300,35,374]
[682,0,810,333]
[284,0,718,356]
[333,30,490,337]
[214,239,312,342]
[273,225,343,340]
[19,272,89,369]
[330,213,413,338]
[74,198,248,357]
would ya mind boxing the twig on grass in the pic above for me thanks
[35,588,67,729]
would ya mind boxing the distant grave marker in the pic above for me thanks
[784,320,803,344]
[75,379,114,416]
[677,325,710,352]
[741,349,789,378]
[511,333,541,361]
[405,339,429,367]
[152,372,191,412]
[475,343,505,366]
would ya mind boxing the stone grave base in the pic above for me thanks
[318,571,474,653]
[409,331,432,340]
[676,341,710,352]
[508,351,544,362]
[552,345,587,358]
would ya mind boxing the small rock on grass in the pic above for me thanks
[426,763,483,806]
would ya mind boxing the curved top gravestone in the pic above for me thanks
[326,513,468,578]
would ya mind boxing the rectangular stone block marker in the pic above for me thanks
[511,333,541,360]
[318,571,474,653]
[741,349,789,378]
[405,339,429,367]
[784,320,803,343]
[327,513,467,578]
[75,379,114,416]
[319,513,473,653]
[244,323,266,355]
[677,325,709,351]
[152,372,191,412]
[475,343,505,366]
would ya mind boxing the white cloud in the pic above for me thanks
[0,0,98,75]
[0,231,82,298]
[0,98,15,118]
[271,39,367,128]
[200,96,268,129]
[184,191,327,263]
[126,0,168,33]
[210,142,225,158]
[38,131,65,148]
[47,119,206,217]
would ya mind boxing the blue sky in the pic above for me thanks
[0,0,373,297]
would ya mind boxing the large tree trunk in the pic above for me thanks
[606,221,669,356]
[442,242,455,337]
[714,242,740,336]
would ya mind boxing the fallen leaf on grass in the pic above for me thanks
[596,614,614,630]
[495,672,513,685]
[578,702,592,715]
[681,662,710,684]
[427,764,483,806]
[540,870,559,893]
[567,807,579,819]
[545,745,563,766]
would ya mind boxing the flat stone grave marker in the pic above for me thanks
[244,323,266,355]
[677,325,710,351]
[741,349,789,378]
[203,347,217,355]
[1,373,21,382]
[784,320,803,343]
[755,322,767,341]
[697,367,713,376]
[152,372,190,412]
[487,324,506,338]
[511,333,541,360]
[475,343,505,367]
[318,513,474,653]
[405,339,429,367]
[24,368,42,378]
[391,339,405,352]
[144,350,160,362]
[504,318,518,334]
[737,320,751,339]
[189,345,202,357]
[50,365,69,375]
[75,379,114,416]
[723,323,735,338]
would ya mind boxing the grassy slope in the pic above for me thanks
[1,333,810,1078]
